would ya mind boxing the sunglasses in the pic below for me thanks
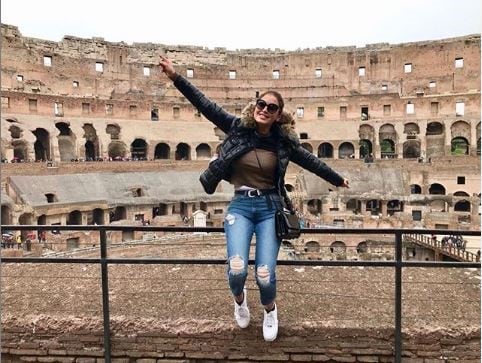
[255,99,280,114]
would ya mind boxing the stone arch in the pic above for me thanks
[106,124,121,140]
[359,124,375,141]
[282,241,294,250]
[356,241,368,254]
[338,142,354,159]
[131,138,148,160]
[450,120,471,140]
[410,184,422,194]
[451,137,469,155]
[307,199,322,215]
[454,200,471,212]
[108,141,127,159]
[32,128,50,161]
[154,143,170,159]
[67,210,82,225]
[379,123,397,141]
[305,241,320,253]
[195,143,211,159]
[301,142,313,153]
[58,138,76,161]
[330,241,346,253]
[83,124,99,160]
[8,125,22,139]
[404,122,420,136]
[429,183,446,195]
[359,139,372,158]
[403,140,421,159]
[318,142,333,158]
[454,191,470,197]
[175,143,191,160]
[285,184,295,192]
[426,122,444,135]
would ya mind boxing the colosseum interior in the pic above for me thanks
[1,24,480,362]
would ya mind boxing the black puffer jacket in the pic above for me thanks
[172,75,345,195]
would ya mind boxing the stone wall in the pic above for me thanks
[1,317,480,362]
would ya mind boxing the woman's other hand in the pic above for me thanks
[159,55,177,81]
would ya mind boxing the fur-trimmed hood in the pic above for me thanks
[239,104,299,143]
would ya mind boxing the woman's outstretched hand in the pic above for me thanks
[159,55,177,81]
[341,179,350,188]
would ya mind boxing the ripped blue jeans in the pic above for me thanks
[224,193,282,306]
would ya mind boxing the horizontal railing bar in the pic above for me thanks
[2,225,481,236]
[1,257,479,268]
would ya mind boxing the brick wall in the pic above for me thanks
[1,317,480,362]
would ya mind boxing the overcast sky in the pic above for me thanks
[1,0,481,50]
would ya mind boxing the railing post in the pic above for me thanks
[100,228,111,363]
[395,231,402,363]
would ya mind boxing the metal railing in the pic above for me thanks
[1,225,480,363]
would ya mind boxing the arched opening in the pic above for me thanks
[67,210,82,225]
[330,241,346,254]
[318,143,333,158]
[454,191,470,197]
[154,143,170,159]
[404,122,420,137]
[58,138,76,161]
[285,184,294,192]
[451,137,469,155]
[338,142,355,159]
[32,128,50,161]
[108,141,127,160]
[110,207,127,222]
[380,139,395,158]
[346,199,361,213]
[359,139,372,159]
[12,140,28,162]
[426,122,444,135]
[175,143,191,160]
[410,184,422,194]
[305,241,320,253]
[93,208,104,225]
[429,183,446,195]
[454,200,471,212]
[18,213,34,240]
[356,241,368,254]
[131,139,148,160]
[387,200,403,215]
[307,199,322,215]
[83,124,99,160]
[403,140,420,159]
[195,143,211,159]
[85,141,96,161]
[301,143,313,153]
[366,200,381,215]
[37,214,47,225]
[106,124,121,140]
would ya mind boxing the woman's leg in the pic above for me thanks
[224,210,254,298]
[254,214,281,308]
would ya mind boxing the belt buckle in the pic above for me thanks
[247,189,260,197]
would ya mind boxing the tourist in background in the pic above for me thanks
[159,55,349,341]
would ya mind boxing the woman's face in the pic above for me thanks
[254,94,281,132]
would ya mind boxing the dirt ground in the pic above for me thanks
[1,239,480,333]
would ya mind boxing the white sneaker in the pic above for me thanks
[263,304,278,341]
[234,289,250,328]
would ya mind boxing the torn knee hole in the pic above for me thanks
[257,266,270,281]
[229,256,245,272]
